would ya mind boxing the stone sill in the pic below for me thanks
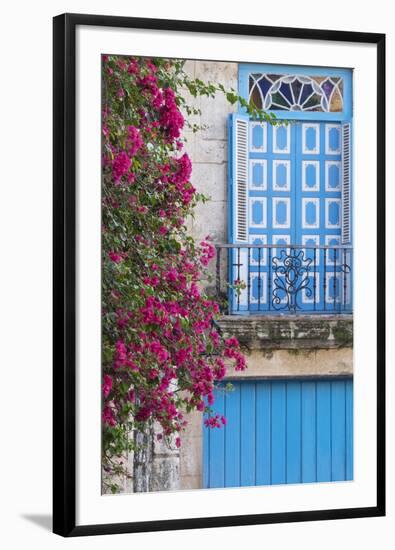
[217,314,353,350]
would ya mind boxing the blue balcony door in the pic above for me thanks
[229,115,352,313]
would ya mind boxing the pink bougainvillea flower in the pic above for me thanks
[225,336,239,348]
[108,251,124,263]
[160,87,185,140]
[112,151,131,183]
[127,58,139,74]
[102,374,113,398]
[127,172,136,184]
[204,415,222,429]
[113,339,127,369]
[200,240,216,266]
[126,125,143,157]
[102,406,116,427]
[169,153,192,185]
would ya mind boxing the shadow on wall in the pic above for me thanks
[21,514,52,532]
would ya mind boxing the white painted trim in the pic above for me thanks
[249,197,267,228]
[325,123,342,154]
[302,160,320,191]
[302,123,320,154]
[272,197,291,228]
[249,234,267,265]
[273,123,291,153]
[273,159,291,191]
[249,272,267,304]
[249,121,267,152]
[302,234,320,265]
[325,198,341,228]
[249,159,267,190]
[325,160,342,191]
[302,197,320,229]
[325,235,341,265]
[325,271,342,304]
[302,272,320,304]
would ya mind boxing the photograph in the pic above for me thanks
[100,54,354,495]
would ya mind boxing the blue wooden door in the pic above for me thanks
[203,378,353,488]
[294,122,345,311]
[229,116,352,313]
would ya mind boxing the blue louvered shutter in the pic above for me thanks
[341,122,351,244]
[230,113,249,243]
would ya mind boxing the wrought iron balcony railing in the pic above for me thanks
[214,244,353,315]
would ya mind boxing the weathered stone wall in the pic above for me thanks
[183,60,238,251]
[149,429,180,492]
[102,425,180,495]
[218,314,353,350]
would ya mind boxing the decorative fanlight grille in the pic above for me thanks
[249,73,344,112]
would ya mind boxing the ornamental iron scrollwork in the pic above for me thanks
[214,243,353,314]
[272,248,312,313]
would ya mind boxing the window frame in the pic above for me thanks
[238,63,353,121]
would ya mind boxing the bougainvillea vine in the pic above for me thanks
[101,55,272,491]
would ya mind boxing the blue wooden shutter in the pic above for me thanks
[230,113,249,243]
[341,122,351,244]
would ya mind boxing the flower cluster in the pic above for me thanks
[112,151,131,183]
[204,414,227,428]
[160,87,185,141]
[101,55,247,481]
[200,238,216,267]
[126,125,143,157]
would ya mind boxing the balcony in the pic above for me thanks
[214,244,353,315]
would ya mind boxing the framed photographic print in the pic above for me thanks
[53,13,386,537]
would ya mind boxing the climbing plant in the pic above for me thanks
[101,55,273,492]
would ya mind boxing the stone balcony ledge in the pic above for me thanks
[216,314,353,350]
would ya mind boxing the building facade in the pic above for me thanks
[104,60,354,494]
[179,60,353,491]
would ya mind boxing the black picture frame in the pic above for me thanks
[53,13,386,537]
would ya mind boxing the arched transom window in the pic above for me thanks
[249,73,344,112]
